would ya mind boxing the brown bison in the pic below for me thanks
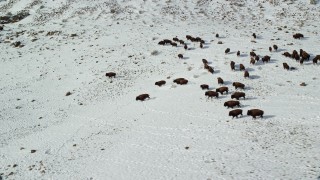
[200,40,205,44]
[237,51,240,56]
[205,91,219,98]
[230,61,235,71]
[293,33,304,39]
[171,42,178,47]
[225,48,230,54]
[202,59,208,64]
[247,109,264,119]
[173,78,188,85]
[173,37,179,41]
[163,39,172,44]
[200,84,209,90]
[229,109,243,118]
[233,82,245,89]
[106,72,116,78]
[186,35,192,40]
[294,54,300,61]
[313,55,320,64]
[239,64,245,71]
[262,55,271,63]
[216,33,219,38]
[273,45,278,51]
[292,50,298,58]
[204,63,210,70]
[255,55,260,61]
[0,26,3,31]
[173,78,186,84]
[244,71,249,78]
[282,52,291,57]
[178,54,183,59]
[301,51,310,61]
[269,47,272,52]
[252,33,256,39]
[216,86,229,95]
[136,94,150,101]
[207,66,214,74]
[155,80,166,86]
[158,41,165,45]
[231,92,245,100]
[283,63,289,70]
[224,100,240,108]
[217,77,224,84]
[200,43,203,48]
[250,51,256,57]
[179,40,184,44]
[250,58,256,65]
[184,44,188,50]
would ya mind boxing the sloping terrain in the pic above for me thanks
[0,0,320,179]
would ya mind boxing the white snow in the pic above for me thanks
[1,0,320,179]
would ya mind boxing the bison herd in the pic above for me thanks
[106,32,319,120]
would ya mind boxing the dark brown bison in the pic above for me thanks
[217,77,224,84]
[216,86,229,95]
[158,41,165,45]
[233,82,245,89]
[273,45,278,51]
[282,52,291,57]
[173,78,188,85]
[313,55,320,65]
[301,51,310,61]
[229,109,243,118]
[200,84,209,90]
[200,43,203,48]
[205,91,219,98]
[171,42,178,47]
[292,50,298,58]
[250,58,255,65]
[293,33,304,39]
[163,39,172,44]
[178,54,183,59]
[204,63,209,70]
[300,59,304,65]
[239,64,245,71]
[179,40,184,44]
[230,61,235,71]
[105,72,116,78]
[262,55,271,63]
[283,63,289,70]
[225,48,230,54]
[202,59,208,64]
[0,26,3,31]
[155,80,166,87]
[136,94,150,101]
[207,66,214,74]
[269,47,272,52]
[184,44,188,50]
[224,100,240,108]
[252,33,256,39]
[216,33,219,38]
[231,92,246,100]
[186,35,192,40]
[173,37,179,42]
[255,55,260,61]
[244,70,249,78]
[195,37,202,42]
[247,109,264,119]
[294,54,300,61]
[250,51,256,57]
[237,51,240,56]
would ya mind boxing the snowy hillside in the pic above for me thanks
[1,0,320,179]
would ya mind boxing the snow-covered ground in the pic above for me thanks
[1,0,320,179]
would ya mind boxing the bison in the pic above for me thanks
[269,47,272,52]
[252,33,256,39]
[179,40,184,44]
[205,91,219,98]
[229,109,243,118]
[155,80,166,87]
[216,33,219,38]
[230,61,235,71]
[301,51,310,61]
[136,94,150,101]
[184,44,188,50]
[262,55,271,63]
[202,59,208,64]
[225,48,230,54]
[244,70,249,78]
[216,86,229,95]
[178,54,183,59]
[207,66,214,74]
[171,42,178,47]
[237,51,240,56]
[224,100,240,108]
[273,45,278,51]
[293,33,304,39]
[204,63,209,70]
[247,109,264,119]
[105,72,116,78]
[250,58,255,65]
[283,63,289,70]
[313,55,320,65]
[200,84,209,90]
[233,82,245,89]
[239,64,245,71]
[200,43,203,48]
[158,41,165,45]
[231,92,246,100]
[255,55,260,61]
[250,51,256,57]
[173,37,179,42]
[217,77,224,85]
[282,52,291,58]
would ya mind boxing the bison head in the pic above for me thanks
[247,110,252,116]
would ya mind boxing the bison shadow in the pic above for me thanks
[223,81,232,85]
[249,75,260,79]
[214,70,221,73]
[262,115,276,119]
[202,46,209,49]
[245,67,255,72]
[245,96,258,101]
[239,54,248,58]
[275,48,286,52]
[228,52,236,55]
[182,57,190,60]
[188,47,196,50]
